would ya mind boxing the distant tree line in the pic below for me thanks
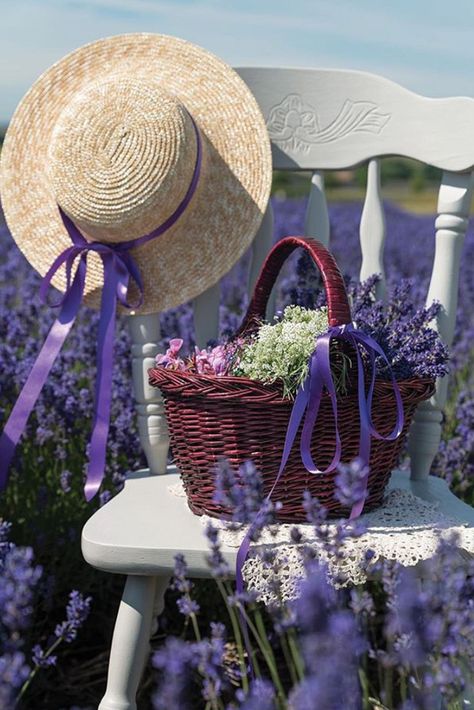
[273,158,442,196]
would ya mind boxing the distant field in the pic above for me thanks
[325,185,440,214]
[271,172,452,215]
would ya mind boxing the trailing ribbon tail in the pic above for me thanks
[84,253,127,501]
[236,323,405,594]
[0,229,145,501]
[0,257,87,491]
[0,116,202,501]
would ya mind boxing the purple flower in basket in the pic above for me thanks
[194,344,228,375]
[156,338,237,376]
[155,338,187,371]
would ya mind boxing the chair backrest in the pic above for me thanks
[130,67,474,483]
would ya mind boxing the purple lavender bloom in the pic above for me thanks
[214,459,264,523]
[349,589,375,618]
[54,590,92,643]
[0,521,12,566]
[172,553,191,593]
[152,637,196,710]
[335,458,369,508]
[291,561,365,708]
[0,652,30,709]
[152,634,227,709]
[99,490,112,507]
[194,635,227,702]
[289,674,362,710]
[31,644,57,668]
[204,522,230,579]
[236,678,276,709]
[0,545,42,635]
[172,553,200,618]
[176,596,200,617]
[385,566,434,668]
[301,489,327,526]
[433,389,474,494]
[59,469,72,493]
[293,560,337,633]
[214,459,282,544]
[227,589,259,608]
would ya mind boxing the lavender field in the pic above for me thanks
[1,198,473,708]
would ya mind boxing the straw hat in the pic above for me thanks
[0,33,272,313]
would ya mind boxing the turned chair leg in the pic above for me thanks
[98,574,170,710]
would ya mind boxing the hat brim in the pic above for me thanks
[0,33,272,314]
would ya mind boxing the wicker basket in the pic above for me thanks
[149,237,435,521]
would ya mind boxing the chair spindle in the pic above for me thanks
[128,313,169,474]
[408,170,474,480]
[359,158,386,300]
[304,171,330,246]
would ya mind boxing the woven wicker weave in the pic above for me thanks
[149,237,435,521]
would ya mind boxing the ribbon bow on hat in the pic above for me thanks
[0,118,202,500]
[0,33,272,500]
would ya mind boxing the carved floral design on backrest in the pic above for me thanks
[266,93,391,153]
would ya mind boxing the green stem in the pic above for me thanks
[280,632,298,687]
[216,580,249,693]
[189,610,202,642]
[358,668,370,710]
[253,607,284,686]
[240,607,286,704]
[368,698,391,710]
[400,672,407,705]
[287,628,304,682]
[384,665,393,710]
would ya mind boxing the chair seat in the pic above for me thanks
[81,466,474,577]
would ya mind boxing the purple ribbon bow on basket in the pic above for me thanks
[0,116,202,501]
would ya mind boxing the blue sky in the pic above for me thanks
[1,0,474,123]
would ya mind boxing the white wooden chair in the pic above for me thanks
[81,68,474,710]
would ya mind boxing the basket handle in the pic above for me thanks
[237,236,352,336]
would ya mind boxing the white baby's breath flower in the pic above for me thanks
[234,305,329,398]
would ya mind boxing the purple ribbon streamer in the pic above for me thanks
[0,115,202,501]
[236,323,405,594]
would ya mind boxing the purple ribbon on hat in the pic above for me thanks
[236,323,405,593]
[0,116,202,501]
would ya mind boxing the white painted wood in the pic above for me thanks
[127,314,169,475]
[408,171,474,480]
[82,467,474,579]
[193,282,220,348]
[98,575,168,710]
[359,159,386,299]
[388,469,474,524]
[304,171,330,246]
[248,202,276,319]
[428,171,474,353]
[82,467,237,576]
[236,68,474,171]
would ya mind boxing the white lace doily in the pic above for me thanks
[169,482,474,604]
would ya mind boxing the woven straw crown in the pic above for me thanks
[49,76,199,243]
[0,33,272,313]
